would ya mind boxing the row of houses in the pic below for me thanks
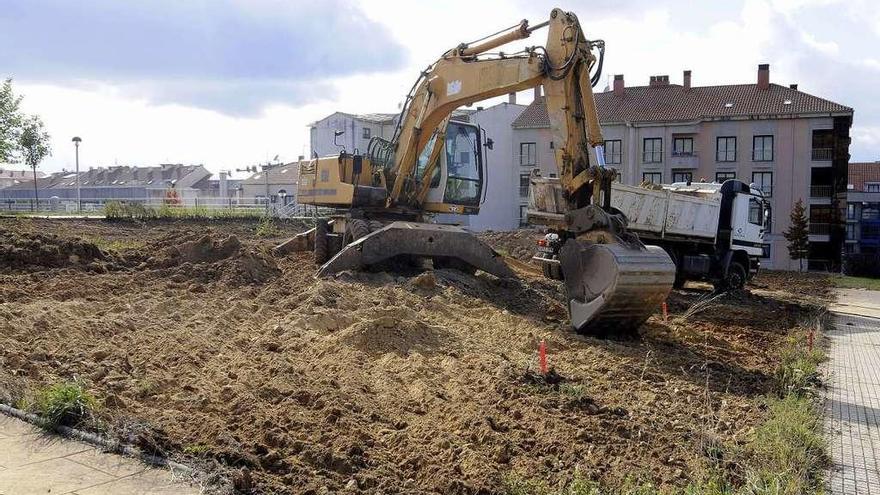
[0,163,306,209]
[307,64,878,271]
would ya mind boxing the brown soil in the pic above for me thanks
[0,219,831,494]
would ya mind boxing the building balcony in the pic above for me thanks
[811,148,833,161]
[669,151,699,168]
[809,222,831,235]
[810,185,833,198]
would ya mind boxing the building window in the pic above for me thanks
[847,203,856,220]
[716,171,736,182]
[520,142,536,166]
[716,136,736,162]
[847,223,857,240]
[519,205,528,226]
[752,171,773,197]
[765,205,772,233]
[362,127,371,139]
[752,135,773,161]
[672,171,693,183]
[643,138,663,163]
[867,183,880,193]
[642,172,662,184]
[761,243,771,259]
[672,137,694,156]
[604,139,622,164]
[519,174,530,197]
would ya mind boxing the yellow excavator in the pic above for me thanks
[289,8,675,333]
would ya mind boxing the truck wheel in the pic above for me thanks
[314,220,330,265]
[719,262,746,291]
[347,218,371,242]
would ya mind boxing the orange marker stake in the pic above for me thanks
[539,339,548,375]
[662,302,669,322]
[808,329,814,352]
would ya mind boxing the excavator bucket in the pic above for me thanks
[558,239,674,333]
[316,221,515,279]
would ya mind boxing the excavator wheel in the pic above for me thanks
[558,239,674,334]
[347,219,371,242]
[314,219,330,265]
[368,220,384,232]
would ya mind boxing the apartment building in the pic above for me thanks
[308,109,477,158]
[511,64,853,271]
[846,161,880,254]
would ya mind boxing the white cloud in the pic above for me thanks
[12,0,880,175]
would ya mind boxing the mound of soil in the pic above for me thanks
[148,233,280,285]
[478,229,543,262]
[0,229,117,272]
[0,219,832,494]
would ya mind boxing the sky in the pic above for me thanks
[2,0,878,176]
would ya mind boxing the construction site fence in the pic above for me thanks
[0,197,334,219]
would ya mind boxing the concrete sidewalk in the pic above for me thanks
[826,287,880,494]
[0,415,200,495]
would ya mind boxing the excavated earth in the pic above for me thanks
[0,218,831,494]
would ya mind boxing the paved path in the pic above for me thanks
[826,288,880,494]
[0,415,200,495]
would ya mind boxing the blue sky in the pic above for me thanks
[1,0,878,172]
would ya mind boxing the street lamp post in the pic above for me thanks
[72,137,82,212]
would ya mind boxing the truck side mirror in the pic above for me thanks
[484,138,494,150]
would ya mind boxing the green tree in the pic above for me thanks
[784,199,809,272]
[0,78,24,162]
[19,115,51,209]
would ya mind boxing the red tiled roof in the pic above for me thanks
[849,162,880,192]
[512,83,852,128]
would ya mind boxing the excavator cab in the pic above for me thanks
[419,121,484,214]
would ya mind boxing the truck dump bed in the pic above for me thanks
[610,183,721,242]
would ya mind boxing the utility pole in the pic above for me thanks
[72,137,82,212]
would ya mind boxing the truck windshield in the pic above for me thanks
[443,123,482,206]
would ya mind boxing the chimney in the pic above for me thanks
[683,70,692,90]
[508,92,517,104]
[757,63,770,90]
[649,75,670,87]
[789,83,798,90]
[613,74,624,96]
[534,85,542,99]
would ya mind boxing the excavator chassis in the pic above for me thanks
[316,221,515,279]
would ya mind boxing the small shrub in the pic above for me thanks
[34,381,97,427]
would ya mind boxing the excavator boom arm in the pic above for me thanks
[387,8,606,209]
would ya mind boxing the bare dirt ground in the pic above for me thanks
[0,218,831,494]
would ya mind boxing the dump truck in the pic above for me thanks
[533,179,768,291]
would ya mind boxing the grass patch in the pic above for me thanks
[832,274,880,291]
[87,236,144,252]
[255,216,282,237]
[103,200,264,220]
[33,381,97,428]
[741,395,827,495]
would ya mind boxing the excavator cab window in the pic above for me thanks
[443,123,482,206]
[415,131,442,188]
